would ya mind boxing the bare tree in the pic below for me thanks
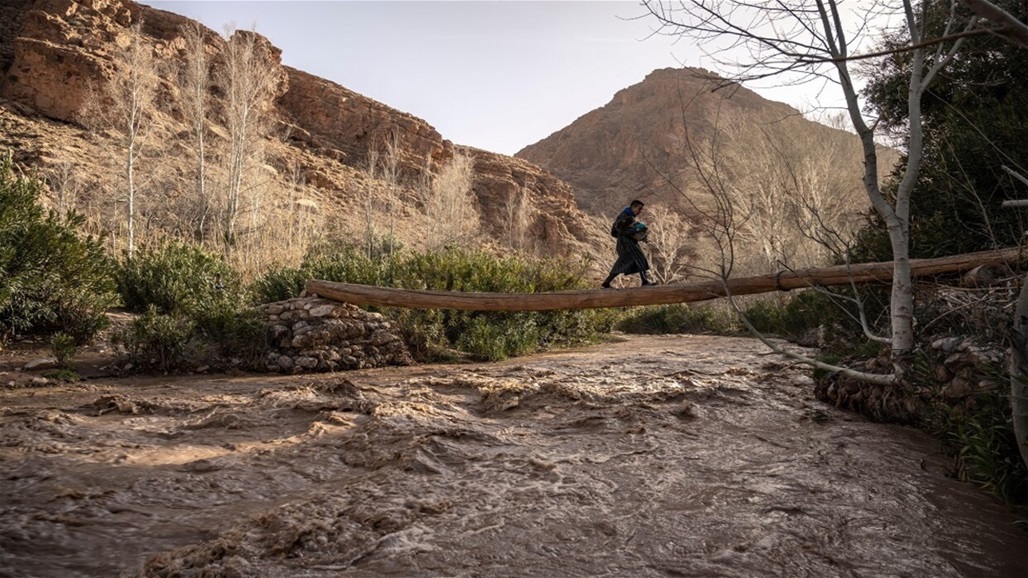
[715,117,869,275]
[84,22,159,256]
[382,131,402,254]
[219,26,278,251]
[178,21,213,242]
[642,0,980,380]
[503,182,534,253]
[644,204,698,284]
[363,146,381,258]
[44,160,81,216]
[423,151,479,249]
[666,106,896,384]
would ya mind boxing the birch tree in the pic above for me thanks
[503,183,533,253]
[423,152,479,249]
[91,22,158,257]
[643,0,982,381]
[363,146,381,259]
[382,131,402,254]
[178,21,213,242]
[219,27,277,251]
[644,204,698,284]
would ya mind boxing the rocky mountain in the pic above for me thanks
[517,67,870,216]
[0,0,604,267]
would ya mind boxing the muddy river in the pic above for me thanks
[1,334,1026,577]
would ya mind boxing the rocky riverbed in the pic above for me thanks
[1,334,1026,577]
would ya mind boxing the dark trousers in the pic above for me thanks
[603,235,650,285]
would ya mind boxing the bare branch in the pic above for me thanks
[958,0,1028,47]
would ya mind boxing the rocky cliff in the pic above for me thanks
[0,0,604,261]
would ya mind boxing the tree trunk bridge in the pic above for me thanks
[306,247,1023,312]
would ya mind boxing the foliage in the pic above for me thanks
[925,385,1028,505]
[0,153,117,344]
[389,248,613,361]
[617,303,737,335]
[744,289,889,351]
[114,242,267,372]
[254,243,612,361]
[113,305,197,373]
[117,241,240,315]
[855,0,1028,260]
[41,368,80,382]
[49,332,76,369]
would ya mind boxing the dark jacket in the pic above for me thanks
[611,206,638,237]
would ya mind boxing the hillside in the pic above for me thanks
[0,0,606,271]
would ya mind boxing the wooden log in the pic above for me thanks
[306,246,1025,312]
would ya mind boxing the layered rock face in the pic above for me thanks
[0,0,603,259]
[261,297,411,374]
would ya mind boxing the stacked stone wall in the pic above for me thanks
[261,297,410,373]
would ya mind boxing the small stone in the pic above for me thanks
[266,305,285,316]
[30,377,49,386]
[310,305,335,317]
[371,330,395,346]
[942,376,973,400]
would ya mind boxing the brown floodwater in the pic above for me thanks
[1,334,1025,577]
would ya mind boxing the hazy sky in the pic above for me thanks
[147,0,838,155]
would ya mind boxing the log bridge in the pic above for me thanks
[306,247,1024,312]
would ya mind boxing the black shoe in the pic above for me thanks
[641,281,658,286]
[601,283,612,289]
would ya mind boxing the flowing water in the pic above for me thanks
[1,335,1025,577]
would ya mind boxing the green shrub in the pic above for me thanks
[927,387,1028,505]
[743,299,786,335]
[617,303,737,334]
[117,241,239,316]
[191,298,268,366]
[455,314,541,361]
[387,248,606,360]
[251,244,382,304]
[0,152,116,344]
[112,242,272,372]
[113,306,196,373]
[250,265,310,303]
[49,332,76,369]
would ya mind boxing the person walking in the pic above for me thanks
[602,199,656,288]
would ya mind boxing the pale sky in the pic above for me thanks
[147,0,839,155]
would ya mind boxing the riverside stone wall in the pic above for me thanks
[261,297,411,374]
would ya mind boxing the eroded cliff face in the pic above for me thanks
[0,0,602,260]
